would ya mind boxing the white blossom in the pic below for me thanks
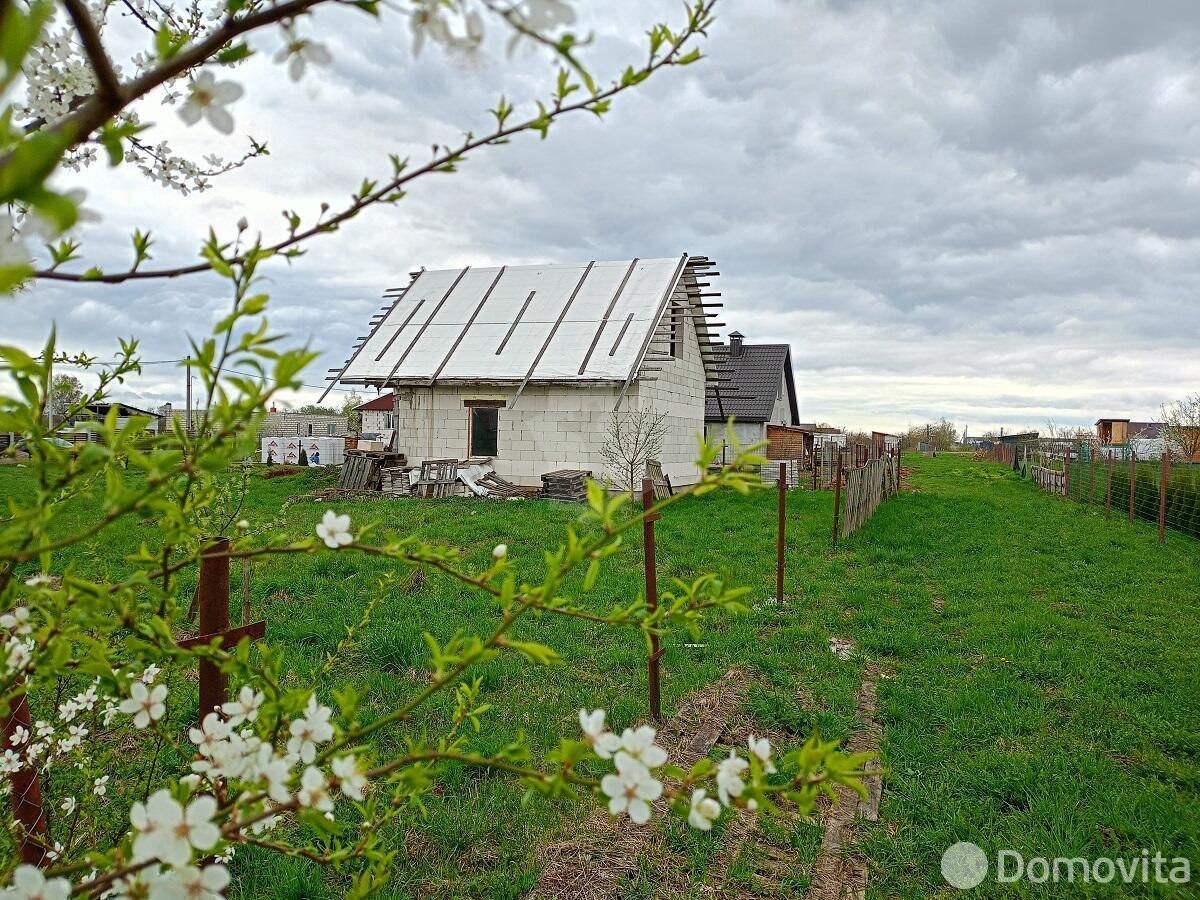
[189,712,231,757]
[250,813,280,835]
[617,725,668,769]
[315,510,353,548]
[747,734,777,774]
[130,790,219,866]
[331,754,367,801]
[0,217,32,272]
[687,788,721,830]
[1,864,71,900]
[221,685,263,727]
[578,709,619,759]
[141,663,162,684]
[1,606,32,633]
[297,766,332,811]
[152,864,229,900]
[274,27,332,82]
[492,543,507,559]
[253,746,292,804]
[409,1,451,56]
[5,637,34,674]
[600,752,662,824]
[25,188,99,239]
[178,71,244,135]
[9,725,29,747]
[0,750,22,775]
[93,775,109,796]
[119,682,167,729]
[287,695,334,763]
[59,796,76,816]
[716,751,748,805]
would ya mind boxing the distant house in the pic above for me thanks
[68,401,161,433]
[998,431,1039,445]
[871,431,900,456]
[704,332,800,460]
[323,255,722,486]
[355,393,396,435]
[261,408,349,438]
[1096,417,1166,459]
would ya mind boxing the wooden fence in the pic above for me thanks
[1030,465,1065,495]
[836,454,898,541]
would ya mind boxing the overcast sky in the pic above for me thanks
[14,0,1200,434]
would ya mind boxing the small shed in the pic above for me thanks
[871,431,899,457]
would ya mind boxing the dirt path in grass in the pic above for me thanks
[526,669,750,900]
[803,663,884,900]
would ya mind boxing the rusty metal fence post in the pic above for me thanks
[4,686,51,866]
[1159,449,1171,543]
[1105,450,1113,518]
[831,453,844,548]
[1128,451,1137,523]
[776,462,786,601]
[1088,448,1096,505]
[641,479,662,722]
[197,538,230,718]
[181,538,266,724]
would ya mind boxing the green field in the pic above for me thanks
[1,453,1197,898]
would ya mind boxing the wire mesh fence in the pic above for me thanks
[987,441,1200,540]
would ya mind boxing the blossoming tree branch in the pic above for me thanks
[0,0,871,895]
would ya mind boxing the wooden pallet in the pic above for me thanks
[338,452,384,491]
[541,469,592,502]
[644,459,674,500]
[415,458,459,498]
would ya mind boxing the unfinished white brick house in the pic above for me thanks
[323,255,722,486]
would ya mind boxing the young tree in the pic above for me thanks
[342,391,363,433]
[600,407,668,494]
[0,0,868,893]
[49,373,83,423]
[1162,394,1200,461]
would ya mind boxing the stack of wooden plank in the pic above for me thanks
[541,469,592,502]
[380,466,413,496]
[477,472,541,499]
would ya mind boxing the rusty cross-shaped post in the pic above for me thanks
[179,538,266,720]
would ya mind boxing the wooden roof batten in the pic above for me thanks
[317,269,422,404]
[330,255,720,400]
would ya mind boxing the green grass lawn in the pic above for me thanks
[1,454,1197,898]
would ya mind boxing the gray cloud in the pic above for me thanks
[9,0,1200,433]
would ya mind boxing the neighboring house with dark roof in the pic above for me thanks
[355,393,396,435]
[704,332,799,459]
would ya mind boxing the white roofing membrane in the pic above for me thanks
[340,257,686,384]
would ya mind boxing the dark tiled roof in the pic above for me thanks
[355,393,395,411]
[1129,421,1165,438]
[705,343,797,422]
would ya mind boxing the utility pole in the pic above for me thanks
[185,360,193,436]
[45,354,53,431]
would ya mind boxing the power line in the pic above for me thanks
[56,356,365,394]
